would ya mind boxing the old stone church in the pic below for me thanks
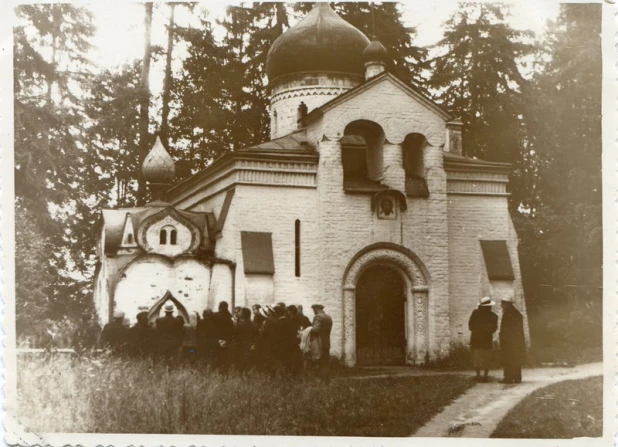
[94,3,528,366]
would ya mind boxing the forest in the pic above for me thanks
[13,2,602,361]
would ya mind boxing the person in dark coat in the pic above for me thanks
[235,307,258,371]
[297,305,312,329]
[213,301,235,369]
[73,313,100,355]
[468,297,498,382]
[100,311,129,355]
[252,304,265,330]
[128,311,156,358]
[310,304,333,381]
[196,309,218,364]
[155,304,183,361]
[499,297,526,384]
[256,305,277,372]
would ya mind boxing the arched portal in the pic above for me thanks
[342,243,430,366]
[356,265,406,366]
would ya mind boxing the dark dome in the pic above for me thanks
[266,3,370,83]
[363,40,387,62]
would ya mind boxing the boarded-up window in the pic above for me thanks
[480,240,514,280]
[241,232,275,275]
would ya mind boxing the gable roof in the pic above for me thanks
[102,205,215,254]
[305,71,453,123]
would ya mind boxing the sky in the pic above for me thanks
[88,1,562,69]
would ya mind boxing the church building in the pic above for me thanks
[93,3,528,366]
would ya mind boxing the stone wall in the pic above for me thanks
[446,193,529,345]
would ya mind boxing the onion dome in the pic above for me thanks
[363,39,387,63]
[142,135,175,184]
[266,3,370,83]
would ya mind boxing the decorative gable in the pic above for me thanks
[120,213,138,248]
[137,207,201,258]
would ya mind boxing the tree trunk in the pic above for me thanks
[161,3,176,143]
[138,2,154,203]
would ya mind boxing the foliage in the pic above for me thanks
[491,377,602,438]
[515,4,602,354]
[84,62,142,206]
[425,3,534,174]
[17,355,472,435]
[14,4,99,331]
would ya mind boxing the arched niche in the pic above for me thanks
[113,254,211,324]
[341,119,386,186]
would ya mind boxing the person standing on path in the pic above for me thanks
[310,304,332,382]
[468,297,498,382]
[499,297,526,384]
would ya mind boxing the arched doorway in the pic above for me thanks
[342,243,430,367]
[356,265,406,366]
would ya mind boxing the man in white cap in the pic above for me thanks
[468,297,498,382]
[499,296,526,384]
[155,303,183,362]
[100,310,129,354]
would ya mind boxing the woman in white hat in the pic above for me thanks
[468,297,498,382]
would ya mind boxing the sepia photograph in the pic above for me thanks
[1,0,615,444]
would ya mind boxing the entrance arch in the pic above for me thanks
[342,243,430,366]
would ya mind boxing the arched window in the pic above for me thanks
[170,229,177,245]
[342,120,385,191]
[159,229,167,245]
[402,133,429,197]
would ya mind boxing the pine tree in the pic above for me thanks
[425,3,534,210]
[137,3,154,202]
[170,13,232,178]
[516,3,602,349]
[14,4,99,335]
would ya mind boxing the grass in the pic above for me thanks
[491,377,603,438]
[17,354,473,436]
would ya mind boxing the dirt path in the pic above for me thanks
[412,362,603,438]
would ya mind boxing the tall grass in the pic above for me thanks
[17,354,472,436]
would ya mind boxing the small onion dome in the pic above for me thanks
[363,39,387,63]
[142,135,175,184]
[266,3,370,83]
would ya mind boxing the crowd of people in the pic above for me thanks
[468,296,526,384]
[96,301,333,377]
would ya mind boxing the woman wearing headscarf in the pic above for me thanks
[468,297,498,382]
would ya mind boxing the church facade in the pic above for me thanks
[94,3,528,366]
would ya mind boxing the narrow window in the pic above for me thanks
[160,229,167,245]
[170,229,177,245]
[295,219,301,277]
[127,234,133,244]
